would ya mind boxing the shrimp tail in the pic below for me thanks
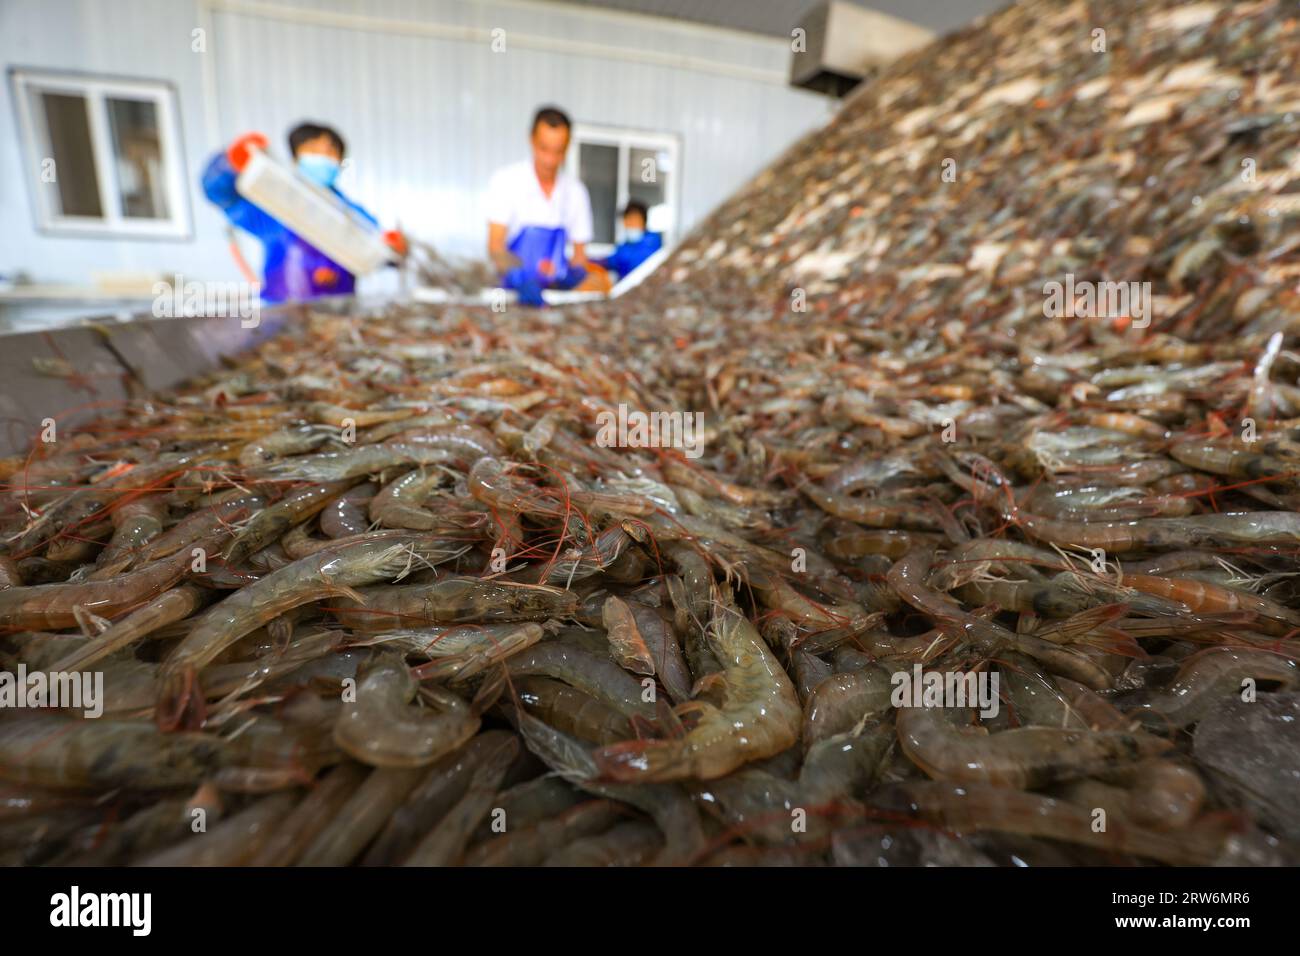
[322,582,367,605]
[156,665,207,732]
[592,737,693,783]
[1085,629,1146,658]
[1074,604,1148,657]
[1042,603,1145,657]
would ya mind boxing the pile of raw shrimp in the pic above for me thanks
[3,0,1300,865]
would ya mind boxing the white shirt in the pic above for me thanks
[486,160,594,245]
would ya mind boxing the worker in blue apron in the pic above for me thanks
[201,122,405,303]
[486,106,607,307]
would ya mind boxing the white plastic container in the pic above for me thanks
[235,147,391,276]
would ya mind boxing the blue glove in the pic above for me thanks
[504,267,547,307]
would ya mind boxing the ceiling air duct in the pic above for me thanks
[790,1,934,97]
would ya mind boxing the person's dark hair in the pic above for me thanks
[288,122,346,158]
[531,106,572,135]
[623,200,649,224]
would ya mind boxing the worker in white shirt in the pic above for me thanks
[486,106,610,306]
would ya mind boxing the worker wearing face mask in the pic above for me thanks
[591,200,663,281]
[201,122,406,302]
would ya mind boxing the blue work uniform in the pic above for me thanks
[201,151,378,303]
[595,231,663,279]
[502,226,589,307]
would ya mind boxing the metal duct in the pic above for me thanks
[789,1,935,97]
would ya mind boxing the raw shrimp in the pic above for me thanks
[789,645,833,701]
[223,480,357,564]
[1025,483,1195,520]
[1122,572,1300,627]
[50,584,207,673]
[332,577,579,631]
[238,424,335,468]
[62,794,219,866]
[12,447,224,556]
[386,622,544,683]
[158,534,465,723]
[601,596,693,702]
[544,526,631,584]
[506,642,655,720]
[542,821,663,867]
[464,799,623,867]
[891,781,1228,866]
[320,481,378,538]
[386,422,502,460]
[895,706,1170,789]
[593,585,800,782]
[136,791,297,866]
[295,766,426,866]
[246,762,368,865]
[370,469,446,530]
[305,403,416,429]
[802,667,896,750]
[822,455,923,496]
[333,653,480,767]
[516,711,706,865]
[999,653,1093,730]
[0,714,231,790]
[601,595,653,673]
[467,457,563,517]
[1004,508,1300,553]
[1170,440,1300,490]
[522,411,562,457]
[468,777,585,847]
[138,488,267,562]
[1119,647,1298,730]
[887,548,1018,655]
[402,733,518,865]
[663,457,785,507]
[1058,759,1207,831]
[823,528,938,561]
[512,676,632,744]
[364,731,518,865]
[797,478,945,531]
[91,494,168,576]
[0,541,206,630]
[694,729,889,846]
[665,544,722,679]
[798,727,894,804]
[0,557,22,589]
[751,571,875,637]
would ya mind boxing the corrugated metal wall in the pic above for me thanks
[1,0,833,297]
[0,0,226,290]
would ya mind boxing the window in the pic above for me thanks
[568,124,680,256]
[11,69,190,238]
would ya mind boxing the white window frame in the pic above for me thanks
[11,68,191,239]
[568,123,680,258]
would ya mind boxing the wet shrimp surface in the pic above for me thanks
[3,0,1300,865]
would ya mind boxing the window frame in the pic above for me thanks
[10,67,192,240]
[567,123,680,258]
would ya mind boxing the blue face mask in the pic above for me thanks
[298,153,341,189]
[624,228,645,243]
